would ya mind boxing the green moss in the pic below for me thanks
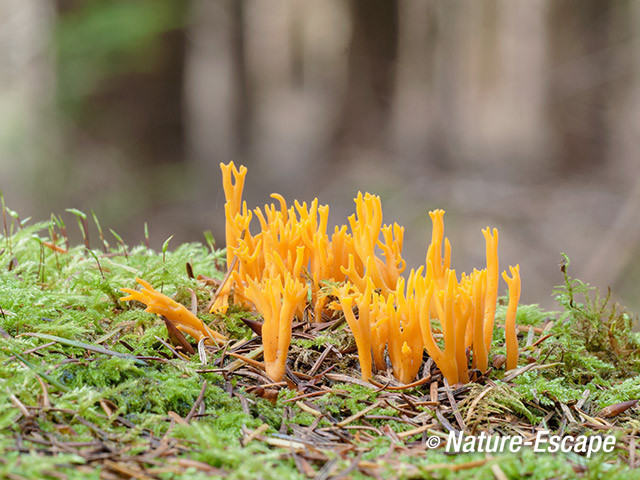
[596,377,640,407]
[216,304,256,340]
[496,302,554,327]
[173,422,303,480]
[1,214,639,479]
[292,331,351,350]
[513,371,582,407]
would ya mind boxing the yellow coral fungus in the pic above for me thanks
[369,291,389,372]
[334,281,374,381]
[482,227,499,353]
[211,161,249,314]
[419,278,458,385]
[121,278,226,344]
[345,192,405,293]
[417,218,505,383]
[470,269,489,373]
[379,223,406,287]
[420,269,472,385]
[502,264,521,371]
[207,161,522,386]
[385,271,424,384]
[330,226,360,282]
[244,273,307,382]
[425,209,451,289]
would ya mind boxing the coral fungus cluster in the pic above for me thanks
[211,162,520,383]
[121,162,521,385]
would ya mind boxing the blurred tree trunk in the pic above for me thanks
[333,0,399,159]
[54,0,189,166]
[547,0,613,173]
[230,0,252,160]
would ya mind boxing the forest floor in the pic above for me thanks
[1,214,640,480]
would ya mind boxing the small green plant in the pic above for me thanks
[66,208,90,248]
[552,254,640,373]
[91,210,109,252]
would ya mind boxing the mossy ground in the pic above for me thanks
[1,214,640,479]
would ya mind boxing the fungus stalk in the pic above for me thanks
[386,272,424,384]
[482,227,499,353]
[419,279,459,385]
[121,278,226,344]
[244,273,307,382]
[471,269,488,373]
[334,282,373,381]
[211,161,249,314]
[502,264,521,371]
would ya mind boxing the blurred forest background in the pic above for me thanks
[2,0,640,312]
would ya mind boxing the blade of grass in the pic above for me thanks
[53,214,69,251]
[66,208,90,248]
[92,210,109,252]
[20,332,148,366]
[203,230,215,254]
[10,350,70,392]
[162,235,173,263]
[109,229,128,260]
[1,192,11,253]
[87,248,105,279]
[144,222,150,249]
